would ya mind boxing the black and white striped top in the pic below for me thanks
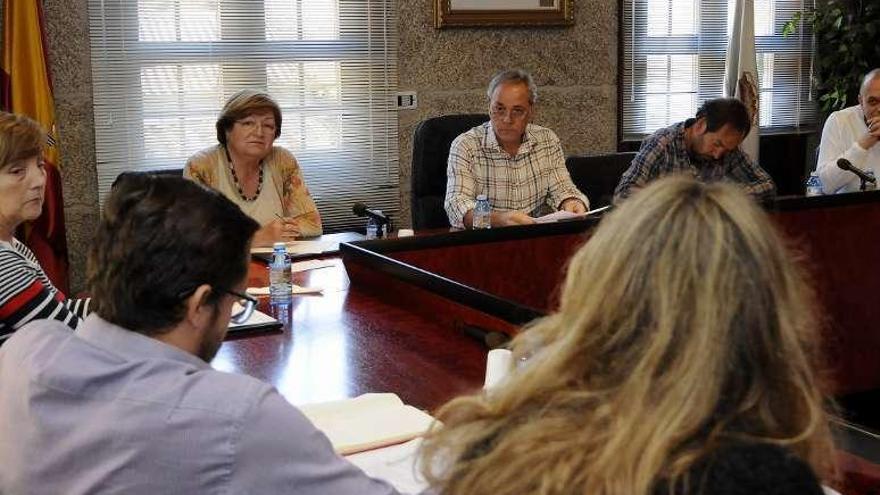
[0,238,89,344]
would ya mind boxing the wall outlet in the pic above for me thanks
[396,91,418,109]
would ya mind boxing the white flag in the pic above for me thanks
[725,0,760,162]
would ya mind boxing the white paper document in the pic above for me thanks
[346,438,428,493]
[291,259,336,273]
[251,239,339,256]
[299,393,435,456]
[246,284,323,296]
[533,210,587,224]
[227,308,280,331]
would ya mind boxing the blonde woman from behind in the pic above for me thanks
[420,176,835,495]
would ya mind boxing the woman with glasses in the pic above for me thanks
[185,90,322,246]
[421,177,835,495]
[0,112,89,343]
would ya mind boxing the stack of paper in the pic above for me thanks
[299,393,435,455]
[246,284,323,296]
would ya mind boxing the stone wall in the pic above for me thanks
[44,0,100,294]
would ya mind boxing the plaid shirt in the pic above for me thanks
[614,122,776,202]
[444,122,589,228]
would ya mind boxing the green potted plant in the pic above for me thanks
[784,0,880,117]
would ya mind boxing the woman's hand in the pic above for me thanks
[252,218,301,247]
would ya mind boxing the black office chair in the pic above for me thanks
[111,168,184,190]
[410,114,489,229]
[565,152,637,208]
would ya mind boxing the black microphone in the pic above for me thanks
[460,323,511,350]
[352,202,390,224]
[837,158,877,185]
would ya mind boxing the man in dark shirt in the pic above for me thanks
[614,98,775,202]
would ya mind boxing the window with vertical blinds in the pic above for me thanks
[621,0,816,142]
[88,0,399,231]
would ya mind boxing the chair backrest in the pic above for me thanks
[565,152,637,208]
[112,169,184,190]
[411,114,489,229]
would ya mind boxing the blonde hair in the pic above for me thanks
[215,89,282,145]
[420,176,835,495]
[0,111,45,171]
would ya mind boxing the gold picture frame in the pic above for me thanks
[434,0,575,28]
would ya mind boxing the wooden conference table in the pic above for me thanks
[215,191,880,493]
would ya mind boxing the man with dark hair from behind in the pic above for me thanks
[614,97,776,202]
[0,175,399,494]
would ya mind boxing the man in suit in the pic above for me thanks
[444,69,589,229]
[0,175,399,495]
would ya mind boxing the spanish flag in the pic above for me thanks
[1,0,70,294]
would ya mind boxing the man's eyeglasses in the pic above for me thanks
[216,287,258,325]
[490,105,529,121]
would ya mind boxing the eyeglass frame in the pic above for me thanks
[234,117,277,135]
[489,104,530,121]
[216,287,259,324]
[176,286,258,325]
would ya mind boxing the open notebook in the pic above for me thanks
[299,393,435,455]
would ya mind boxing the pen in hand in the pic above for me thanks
[274,213,303,240]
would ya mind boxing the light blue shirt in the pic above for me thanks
[0,314,401,495]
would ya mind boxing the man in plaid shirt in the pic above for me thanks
[444,69,589,229]
[614,98,775,203]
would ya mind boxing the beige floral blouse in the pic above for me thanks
[184,145,322,237]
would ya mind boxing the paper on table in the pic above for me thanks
[299,393,435,456]
[251,239,339,256]
[346,438,428,493]
[246,284,323,296]
[533,210,587,224]
[291,259,336,273]
[227,307,281,332]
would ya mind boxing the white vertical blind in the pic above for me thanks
[622,0,815,141]
[88,0,399,231]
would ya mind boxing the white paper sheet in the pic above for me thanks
[533,210,587,224]
[346,438,428,493]
[246,284,323,296]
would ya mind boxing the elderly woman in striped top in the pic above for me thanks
[0,112,88,343]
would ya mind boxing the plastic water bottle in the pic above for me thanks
[268,242,291,303]
[473,194,491,230]
[805,171,823,197]
[865,170,877,191]
[365,217,379,239]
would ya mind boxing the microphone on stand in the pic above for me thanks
[837,158,877,190]
[353,203,393,237]
[353,202,390,224]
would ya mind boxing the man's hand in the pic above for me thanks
[494,211,536,227]
[560,198,587,214]
[858,116,880,150]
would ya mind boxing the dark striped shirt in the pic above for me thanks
[0,238,88,343]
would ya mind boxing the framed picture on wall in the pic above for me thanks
[434,0,574,28]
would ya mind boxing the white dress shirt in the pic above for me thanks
[0,315,401,495]
[817,105,880,193]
